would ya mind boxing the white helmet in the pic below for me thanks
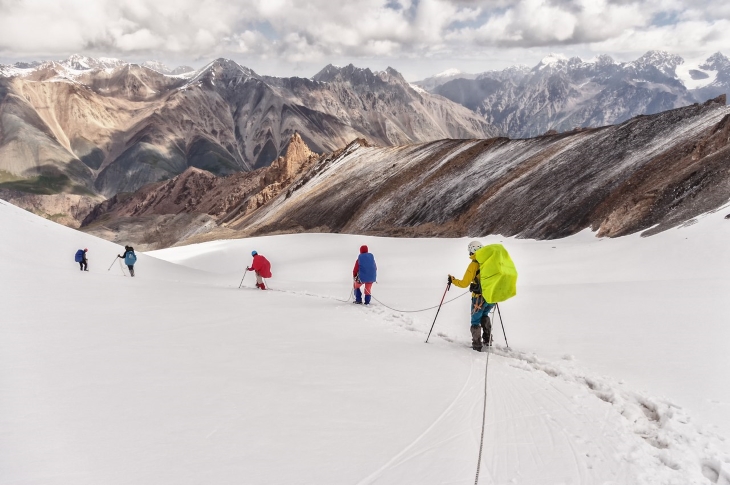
[468,240,482,255]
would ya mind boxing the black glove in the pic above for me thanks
[447,275,453,284]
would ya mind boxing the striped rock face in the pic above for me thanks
[236,96,730,240]
[82,96,730,247]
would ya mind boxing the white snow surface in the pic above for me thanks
[434,68,463,77]
[537,53,569,70]
[2,199,730,484]
[409,83,428,94]
[676,63,719,90]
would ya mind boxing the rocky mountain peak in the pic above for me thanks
[209,58,257,77]
[142,60,172,74]
[312,63,371,83]
[283,133,314,164]
[187,58,258,86]
[593,54,616,67]
[383,67,407,84]
[12,60,43,69]
[630,50,684,76]
[312,64,406,87]
[265,133,318,184]
[435,68,462,78]
[59,54,124,71]
[534,53,569,71]
[171,65,195,75]
[141,61,195,76]
[701,52,730,72]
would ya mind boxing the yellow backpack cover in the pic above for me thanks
[474,244,518,303]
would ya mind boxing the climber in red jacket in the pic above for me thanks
[247,250,272,290]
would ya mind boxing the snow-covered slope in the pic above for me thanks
[2,199,730,484]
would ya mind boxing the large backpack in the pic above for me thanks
[124,251,137,266]
[473,244,518,303]
[74,249,85,263]
[357,253,377,283]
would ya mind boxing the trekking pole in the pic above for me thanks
[107,257,117,271]
[496,303,509,349]
[238,269,248,289]
[118,258,127,276]
[425,280,451,343]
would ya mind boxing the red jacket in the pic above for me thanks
[249,254,272,278]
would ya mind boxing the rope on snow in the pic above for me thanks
[369,290,470,313]
[474,350,492,484]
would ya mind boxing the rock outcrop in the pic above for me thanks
[81,133,321,247]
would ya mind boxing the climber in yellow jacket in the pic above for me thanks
[449,240,494,351]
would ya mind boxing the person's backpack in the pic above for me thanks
[124,251,137,266]
[473,244,517,303]
[74,249,85,263]
[357,252,377,283]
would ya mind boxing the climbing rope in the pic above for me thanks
[369,290,470,313]
[333,288,355,303]
[246,278,468,314]
[474,350,492,485]
[241,275,500,484]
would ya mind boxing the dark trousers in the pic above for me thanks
[79,261,88,271]
[470,295,494,350]
[127,265,135,277]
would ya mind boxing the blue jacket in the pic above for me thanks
[357,253,377,283]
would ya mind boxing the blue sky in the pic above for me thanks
[0,0,727,80]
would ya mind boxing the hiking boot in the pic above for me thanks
[472,346,483,352]
[353,300,362,304]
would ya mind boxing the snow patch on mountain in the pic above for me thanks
[59,54,124,71]
[629,50,684,77]
[409,83,427,94]
[536,53,568,70]
[434,68,463,77]
[676,63,717,90]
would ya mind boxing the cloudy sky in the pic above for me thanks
[0,0,728,80]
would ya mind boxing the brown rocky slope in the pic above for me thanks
[83,97,730,247]
[81,133,319,248]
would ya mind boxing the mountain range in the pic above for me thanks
[415,51,730,138]
[3,51,730,245]
[0,55,495,199]
[81,96,730,248]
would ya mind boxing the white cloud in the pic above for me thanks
[0,0,728,79]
